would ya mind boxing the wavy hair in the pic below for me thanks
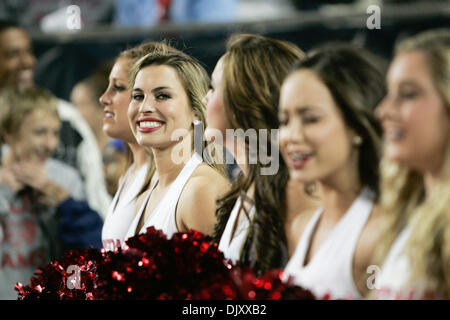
[374,29,450,298]
[129,49,226,193]
[115,41,187,189]
[211,34,305,274]
[287,42,387,197]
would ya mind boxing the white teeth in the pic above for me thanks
[139,121,163,128]
[105,112,114,118]
[386,129,404,140]
[18,70,33,82]
[291,153,312,160]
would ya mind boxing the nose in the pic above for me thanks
[99,87,111,106]
[18,49,36,70]
[138,96,156,113]
[281,119,306,144]
[45,133,59,155]
[375,95,392,121]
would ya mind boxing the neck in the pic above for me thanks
[129,143,149,170]
[152,135,194,188]
[423,149,447,199]
[95,127,110,152]
[319,162,362,220]
[423,171,443,200]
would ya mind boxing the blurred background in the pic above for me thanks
[1,0,449,101]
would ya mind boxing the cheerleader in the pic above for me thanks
[280,43,387,299]
[100,42,180,251]
[203,34,319,274]
[125,51,230,238]
[374,29,450,299]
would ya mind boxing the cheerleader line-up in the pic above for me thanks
[0,24,449,300]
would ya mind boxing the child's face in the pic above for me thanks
[8,109,61,163]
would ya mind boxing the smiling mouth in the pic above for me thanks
[36,151,51,161]
[137,120,165,132]
[17,69,33,84]
[385,128,405,141]
[288,152,314,170]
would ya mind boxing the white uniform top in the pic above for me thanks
[375,226,438,299]
[283,186,375,300]
[218,196,256,264]
[101,162,149,251]
[125,153,203,239]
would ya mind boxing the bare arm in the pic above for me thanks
[176,169,230,236]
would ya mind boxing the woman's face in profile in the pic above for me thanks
[203,56,227,144]
[99,58,136,144]
[377,51,450,174]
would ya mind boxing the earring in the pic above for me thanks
[193,120,203,156]
[353,135,363,146]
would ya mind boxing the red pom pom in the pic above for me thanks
[16,226,315,300]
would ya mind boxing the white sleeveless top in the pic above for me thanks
[375,226,438,299]
[283,186,375,300]
[125,153,203,239]
[218,196,256,264]
[102,162,149,251]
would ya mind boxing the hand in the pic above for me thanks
[12,160,49,191]
[36,182,70,207]
[12,160,70,206]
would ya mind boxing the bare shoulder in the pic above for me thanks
[176,164,230,235]
[181,164,230,206]
[187,164,231,194]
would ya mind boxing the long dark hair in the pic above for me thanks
[289,42,387,197]
[211,34,305,274]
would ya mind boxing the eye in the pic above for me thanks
[399,89,418,100]
[114,84,125,92]
[156,93,171,100]
[302,115,320,124]
[278,116,288,126]
[32,128,47,136]
[132,93,144,101]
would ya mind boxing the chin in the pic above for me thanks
[385,145,411,164]
[103,125,115,137]
[289,169,313,183]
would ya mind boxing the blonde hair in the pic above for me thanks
[129,49,226,188]
[375,29,450,298]
[0,86,59,144]
[115,41,186,185]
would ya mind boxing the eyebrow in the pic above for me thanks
[292,105,316,113]
[132,86,172,94]
[398,79,420,87]
[280,105,317,116]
